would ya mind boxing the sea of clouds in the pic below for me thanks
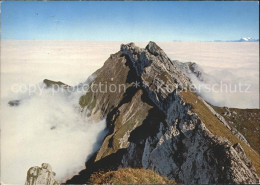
[159,42,259,108]
[1,82,107,184]
[1,41,259,184]
[1,41,119,184]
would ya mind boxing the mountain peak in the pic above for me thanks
[121,42,192,94]
[145,41,164,56]
[120,41,167,58]
[121,42,136,49]
[67,42,259,184]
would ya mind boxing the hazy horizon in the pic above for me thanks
[2,39,259,42]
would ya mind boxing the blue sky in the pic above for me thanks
[1,1,259,41]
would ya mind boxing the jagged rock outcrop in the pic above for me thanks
[67,42,259,184]
[25,163,59,185]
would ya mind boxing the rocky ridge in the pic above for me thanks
[66,42,259,184]
[198,96,250,146]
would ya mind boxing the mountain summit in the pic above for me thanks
[65,42,260,184]
[25,42,259,184]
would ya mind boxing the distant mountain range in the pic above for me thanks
[238,37,259,42]
[214,37,259,42]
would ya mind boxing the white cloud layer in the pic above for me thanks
[158,42,259,108]
[0,41,259,184]
[1,84,107,184]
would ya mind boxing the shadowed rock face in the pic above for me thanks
[25,163,59,185]
[26,42,259,184]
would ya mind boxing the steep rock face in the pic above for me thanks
[120,90,259,184]
[68,42,259,184]
[121,42,191,101]
[25,163,59,185]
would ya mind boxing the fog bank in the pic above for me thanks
[1,84,107,184]
[1,41,258,108]
[1,40,259,183]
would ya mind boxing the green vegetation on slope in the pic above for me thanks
[79,88,97,110]
[212,105,260,154]
[79,52,133,116]
[88,168,176,184]
[180,91,260,175]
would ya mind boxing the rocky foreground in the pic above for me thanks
[25,163,59,185]
[25,42,259,184]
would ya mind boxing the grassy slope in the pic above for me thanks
[79,51,132,115]
[180,91,260,175]
[212,105,260,154]
[88,168,176,184]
